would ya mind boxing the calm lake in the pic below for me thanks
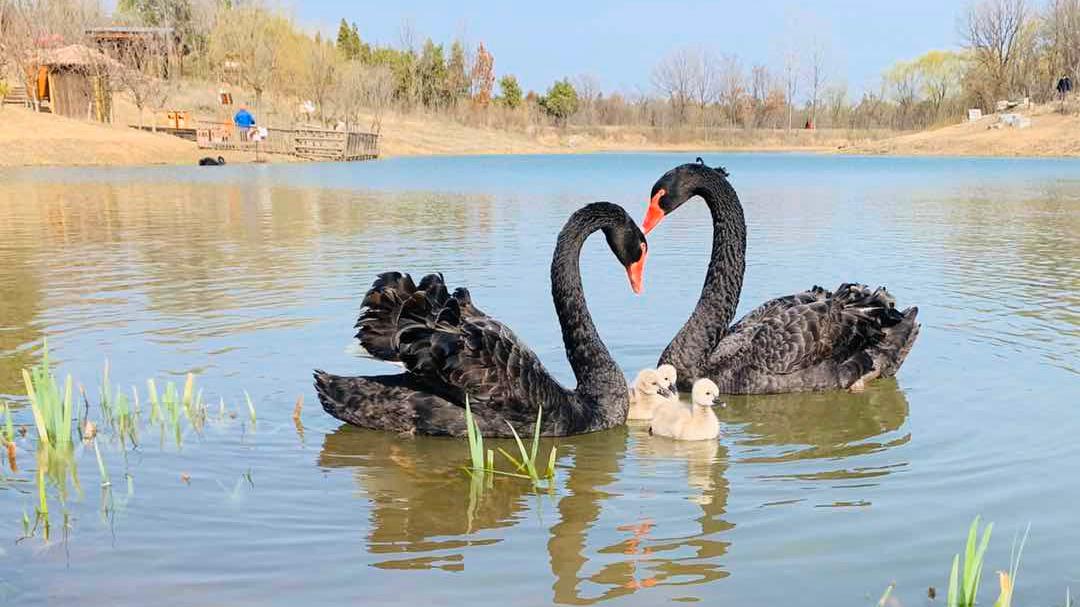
[0,153,1077,606]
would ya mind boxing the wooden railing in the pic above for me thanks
[195,122,379,161]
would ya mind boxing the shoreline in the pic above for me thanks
[3,104,1080,169]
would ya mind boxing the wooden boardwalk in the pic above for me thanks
[195,122,378,161]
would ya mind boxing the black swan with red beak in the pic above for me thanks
[643,160,920,394]
[315,202,649,437]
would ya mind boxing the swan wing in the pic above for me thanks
[396,289,565,420]
[355,272,485,362]
[732,283,907,375]
[729,285,830,332]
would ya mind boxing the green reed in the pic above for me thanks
[2,401,14,446]
[948,515,993,607]
[463,399,556,489]
[499,406,557,487]
[464,396,491,472]
[244,390,257,425]
[21,344,74,448]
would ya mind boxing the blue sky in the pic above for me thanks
[290,0,968,98]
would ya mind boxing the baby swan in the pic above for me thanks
[649,378,720,441]
[628,368,673,420]
[656,364,678,397]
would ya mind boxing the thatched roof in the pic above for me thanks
[37,44,124,71]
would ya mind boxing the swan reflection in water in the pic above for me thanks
[718,379,911,506]
[317,380,909,602]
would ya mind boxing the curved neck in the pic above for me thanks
[660,173,746,376]
[550,209,625,405]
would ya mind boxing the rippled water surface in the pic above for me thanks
[1,154,1078,605]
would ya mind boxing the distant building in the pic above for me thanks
[86,27,179,78]
[34,44,123,122]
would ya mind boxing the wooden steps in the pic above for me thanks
[2,83,29,106]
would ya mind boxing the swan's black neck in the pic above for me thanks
[659,171,746,383]
[550,204,629,426]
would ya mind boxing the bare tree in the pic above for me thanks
[686,47,718,127]
[304,36,337,124]
[962,0,1028,105]
[0,0,103,111]
[749,64,781,128]
[716,53,745,127]
[210,4,281,117]
[824,83,848,128]
[782,48,799,129]
[111,33,170,129]
[1046,0,1080,84]
[652,47,694,123]
[333,61,394,133]
[572,73,601,123]
[804,38,829,127]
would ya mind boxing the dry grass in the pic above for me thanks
[6,79,1080,168]
[848,102,1080,157]
[0,105,280,167]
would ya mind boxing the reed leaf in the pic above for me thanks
[464,395,484,471]
[244,390,256,424]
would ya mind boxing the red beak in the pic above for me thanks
[626,243,647,294]
[643,189,666,234]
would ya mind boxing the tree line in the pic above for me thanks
[2,0,1078,134]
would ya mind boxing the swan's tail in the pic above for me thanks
[313,369,356,421]
[313,370,424,434]
[873,306,920,378]
[831,284,919,385]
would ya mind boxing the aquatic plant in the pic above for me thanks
[463,398,555,488]
[92,439,110,488]
[21,345,74,448]
[2,401,15,470]
[499,406,557,487]
[244,390,257,424]
[2,401,14,444]
[948,515,993,607]
[877,583,895,607]
[993,523,1031,607]
[464,396,488,472]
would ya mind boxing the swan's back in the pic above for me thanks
[703,283,920,393]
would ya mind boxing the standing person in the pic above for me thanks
[234,106,256,140]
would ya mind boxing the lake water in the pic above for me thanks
[0,154,1077,606]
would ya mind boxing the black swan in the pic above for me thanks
[314,201,649,437]
[642,161,920,394]
[198,156,226,166]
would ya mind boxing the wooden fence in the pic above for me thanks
[195,122,378,161]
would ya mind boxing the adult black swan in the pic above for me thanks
[314,202,649,437]
[642,161,920,394]
[199,156,226,166]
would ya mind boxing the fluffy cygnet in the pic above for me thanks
[627,368,673,420]
[649,378,720,441]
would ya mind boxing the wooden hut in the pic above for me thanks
[35,44,121,122]
[86,27,177,77]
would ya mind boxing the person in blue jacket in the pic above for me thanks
[234,106,255,139]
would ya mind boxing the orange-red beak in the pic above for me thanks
[626,243,647,294]
[643,189,666,234]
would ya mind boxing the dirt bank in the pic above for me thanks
[0,106,277,167]
[847,103,1080,157]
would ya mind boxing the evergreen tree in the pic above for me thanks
[336,19,356,59]
[446,40,470,104]
[540,78,579,125]
[419,39,448,108]
[498,74,522,109]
